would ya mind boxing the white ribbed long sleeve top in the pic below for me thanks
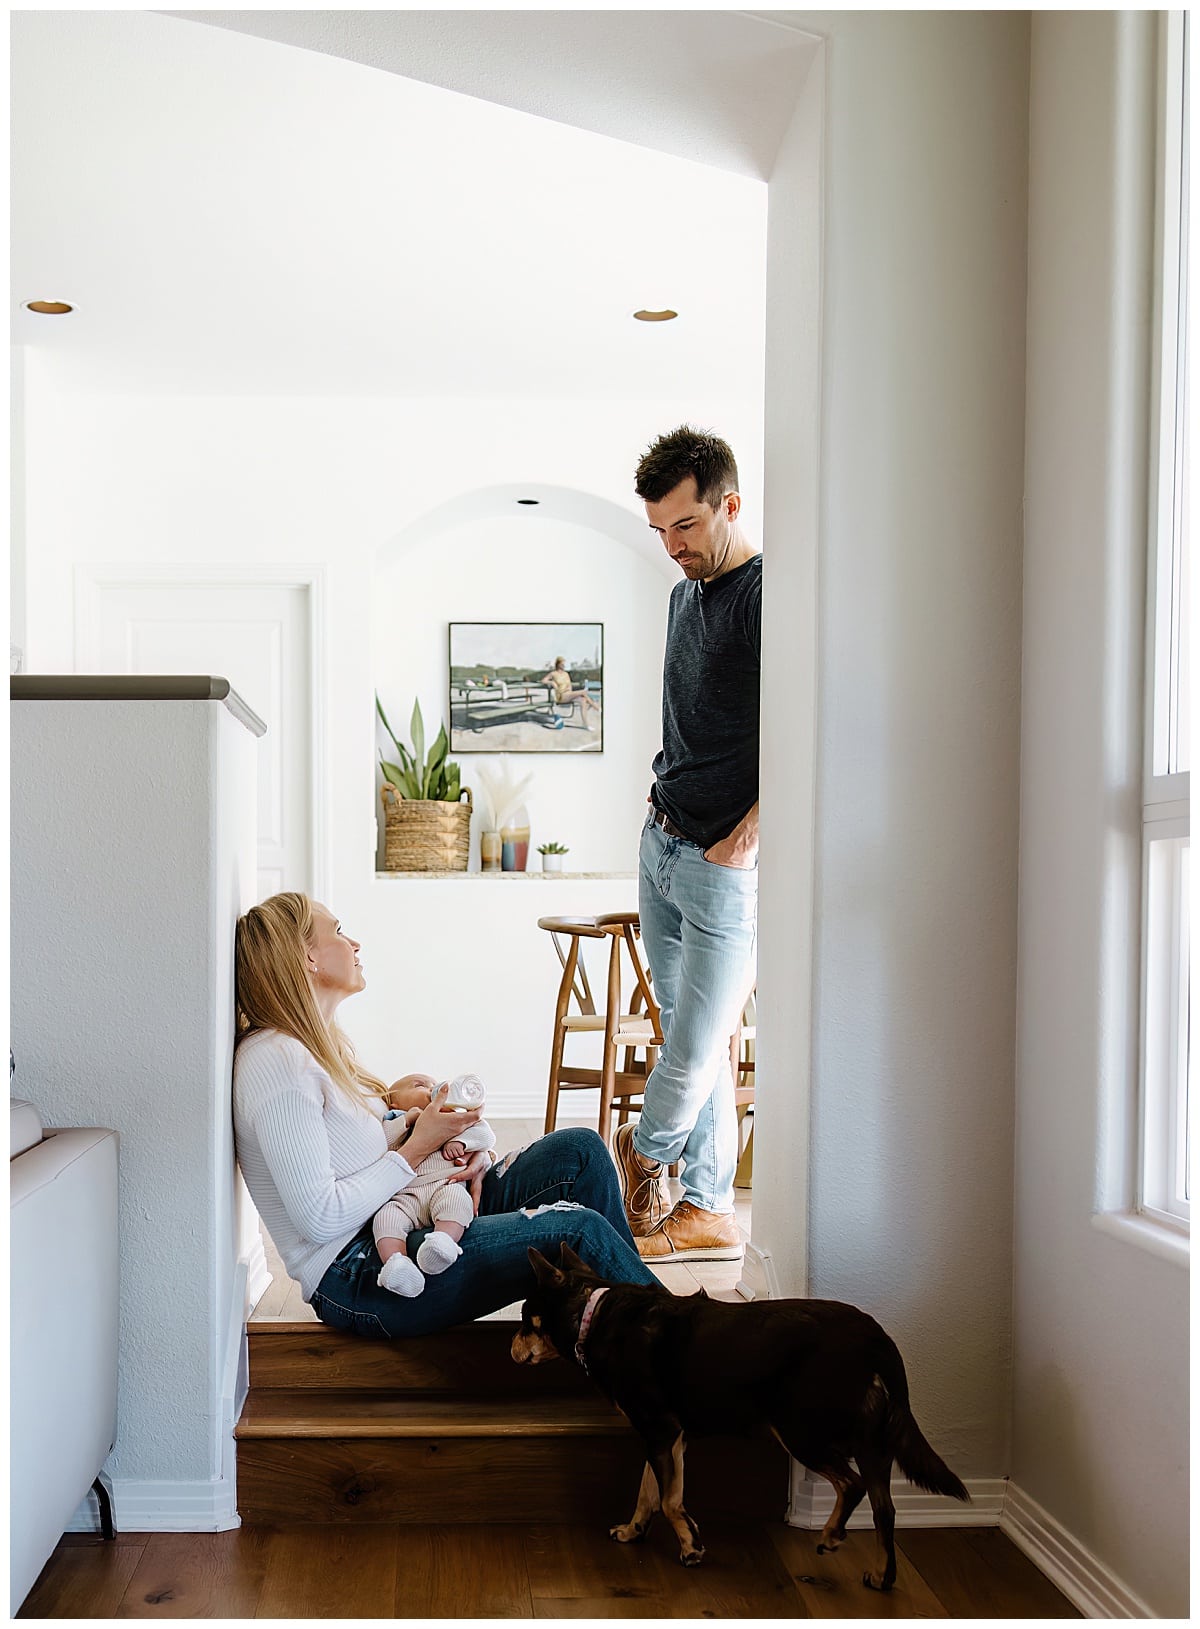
[233,1029,416,1300]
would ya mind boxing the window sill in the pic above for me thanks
[1091,1209,1189,1267]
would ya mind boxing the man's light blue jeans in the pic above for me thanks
[634,808,758,1213]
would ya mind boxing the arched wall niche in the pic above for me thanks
[371,481,673,876]
[375,481,677,581]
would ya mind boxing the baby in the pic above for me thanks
[375,1073,496,1297]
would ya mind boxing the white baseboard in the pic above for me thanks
[1001,1481,1155,1619]
[68,1478,240,1533]
[786,1471,1154,1616]
[786,1468,1007,1529]
[737,1239,780,1300]
[66,1265,252,1539]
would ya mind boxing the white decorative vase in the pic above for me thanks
[541,854,564,873]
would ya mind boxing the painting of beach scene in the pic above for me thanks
[449,622,604,753]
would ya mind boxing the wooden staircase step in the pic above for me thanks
[247,1319,589,1395]
[235,1423,788,1527]
[236,1389,627,1439]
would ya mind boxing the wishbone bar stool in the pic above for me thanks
[537,912,663,1145]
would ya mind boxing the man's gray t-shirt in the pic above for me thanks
[650,553,761,849]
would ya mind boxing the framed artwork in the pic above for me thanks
[449,622,604,753]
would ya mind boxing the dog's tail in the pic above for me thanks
[879,1343,970,1503]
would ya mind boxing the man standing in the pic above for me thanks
[615,426,760,1260]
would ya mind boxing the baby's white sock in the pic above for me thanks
[377,1252,424,1297]
[416,1232,463,1275]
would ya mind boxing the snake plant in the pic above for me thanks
[376,694,463,802]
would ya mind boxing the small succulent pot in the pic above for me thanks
[541,852,564,873]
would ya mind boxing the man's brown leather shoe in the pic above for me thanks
[635,1199,743,1261]
[613,1121,670,1236]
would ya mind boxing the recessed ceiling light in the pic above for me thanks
[23,299,75,315]
[517,498,540,505]
[633,309,678,322]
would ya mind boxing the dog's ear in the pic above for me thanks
[558,1242,589,1274]
[527,1247,565,1287]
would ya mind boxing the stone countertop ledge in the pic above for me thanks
[375,870,636,880]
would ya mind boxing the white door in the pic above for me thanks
[79,578,314,901]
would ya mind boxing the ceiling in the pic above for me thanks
[165,10,822,180]
[11,11,817,399]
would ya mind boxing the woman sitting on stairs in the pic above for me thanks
[233,892,656,1338]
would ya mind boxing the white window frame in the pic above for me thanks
[1139,10,1191,1234]
[1140,827,1189,1226]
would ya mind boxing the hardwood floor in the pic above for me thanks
[21,1522,1082,1618]
[248,1116,755,1323]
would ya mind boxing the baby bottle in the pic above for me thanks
[441,1072,486,1110]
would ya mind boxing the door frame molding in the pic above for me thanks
[73,563,330,901]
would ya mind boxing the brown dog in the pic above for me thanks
[512,1244,969,1582]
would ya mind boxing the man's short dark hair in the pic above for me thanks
[634,425,740,509]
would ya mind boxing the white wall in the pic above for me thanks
[1013,13,1187,1617]
[757,12,1029,1486]
[10,697,258,1528]
[11,346,27,668]
[20,379,763,1111]
[753,35,824,1313]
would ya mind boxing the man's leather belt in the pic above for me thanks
[651,806,693,843]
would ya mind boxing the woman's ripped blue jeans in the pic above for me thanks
[309,1126,657,1338]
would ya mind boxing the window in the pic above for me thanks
[1140,11,1191,1230]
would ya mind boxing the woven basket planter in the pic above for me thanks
[381,784,472,872]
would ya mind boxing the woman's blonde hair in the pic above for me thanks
[235,892,387,1103]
